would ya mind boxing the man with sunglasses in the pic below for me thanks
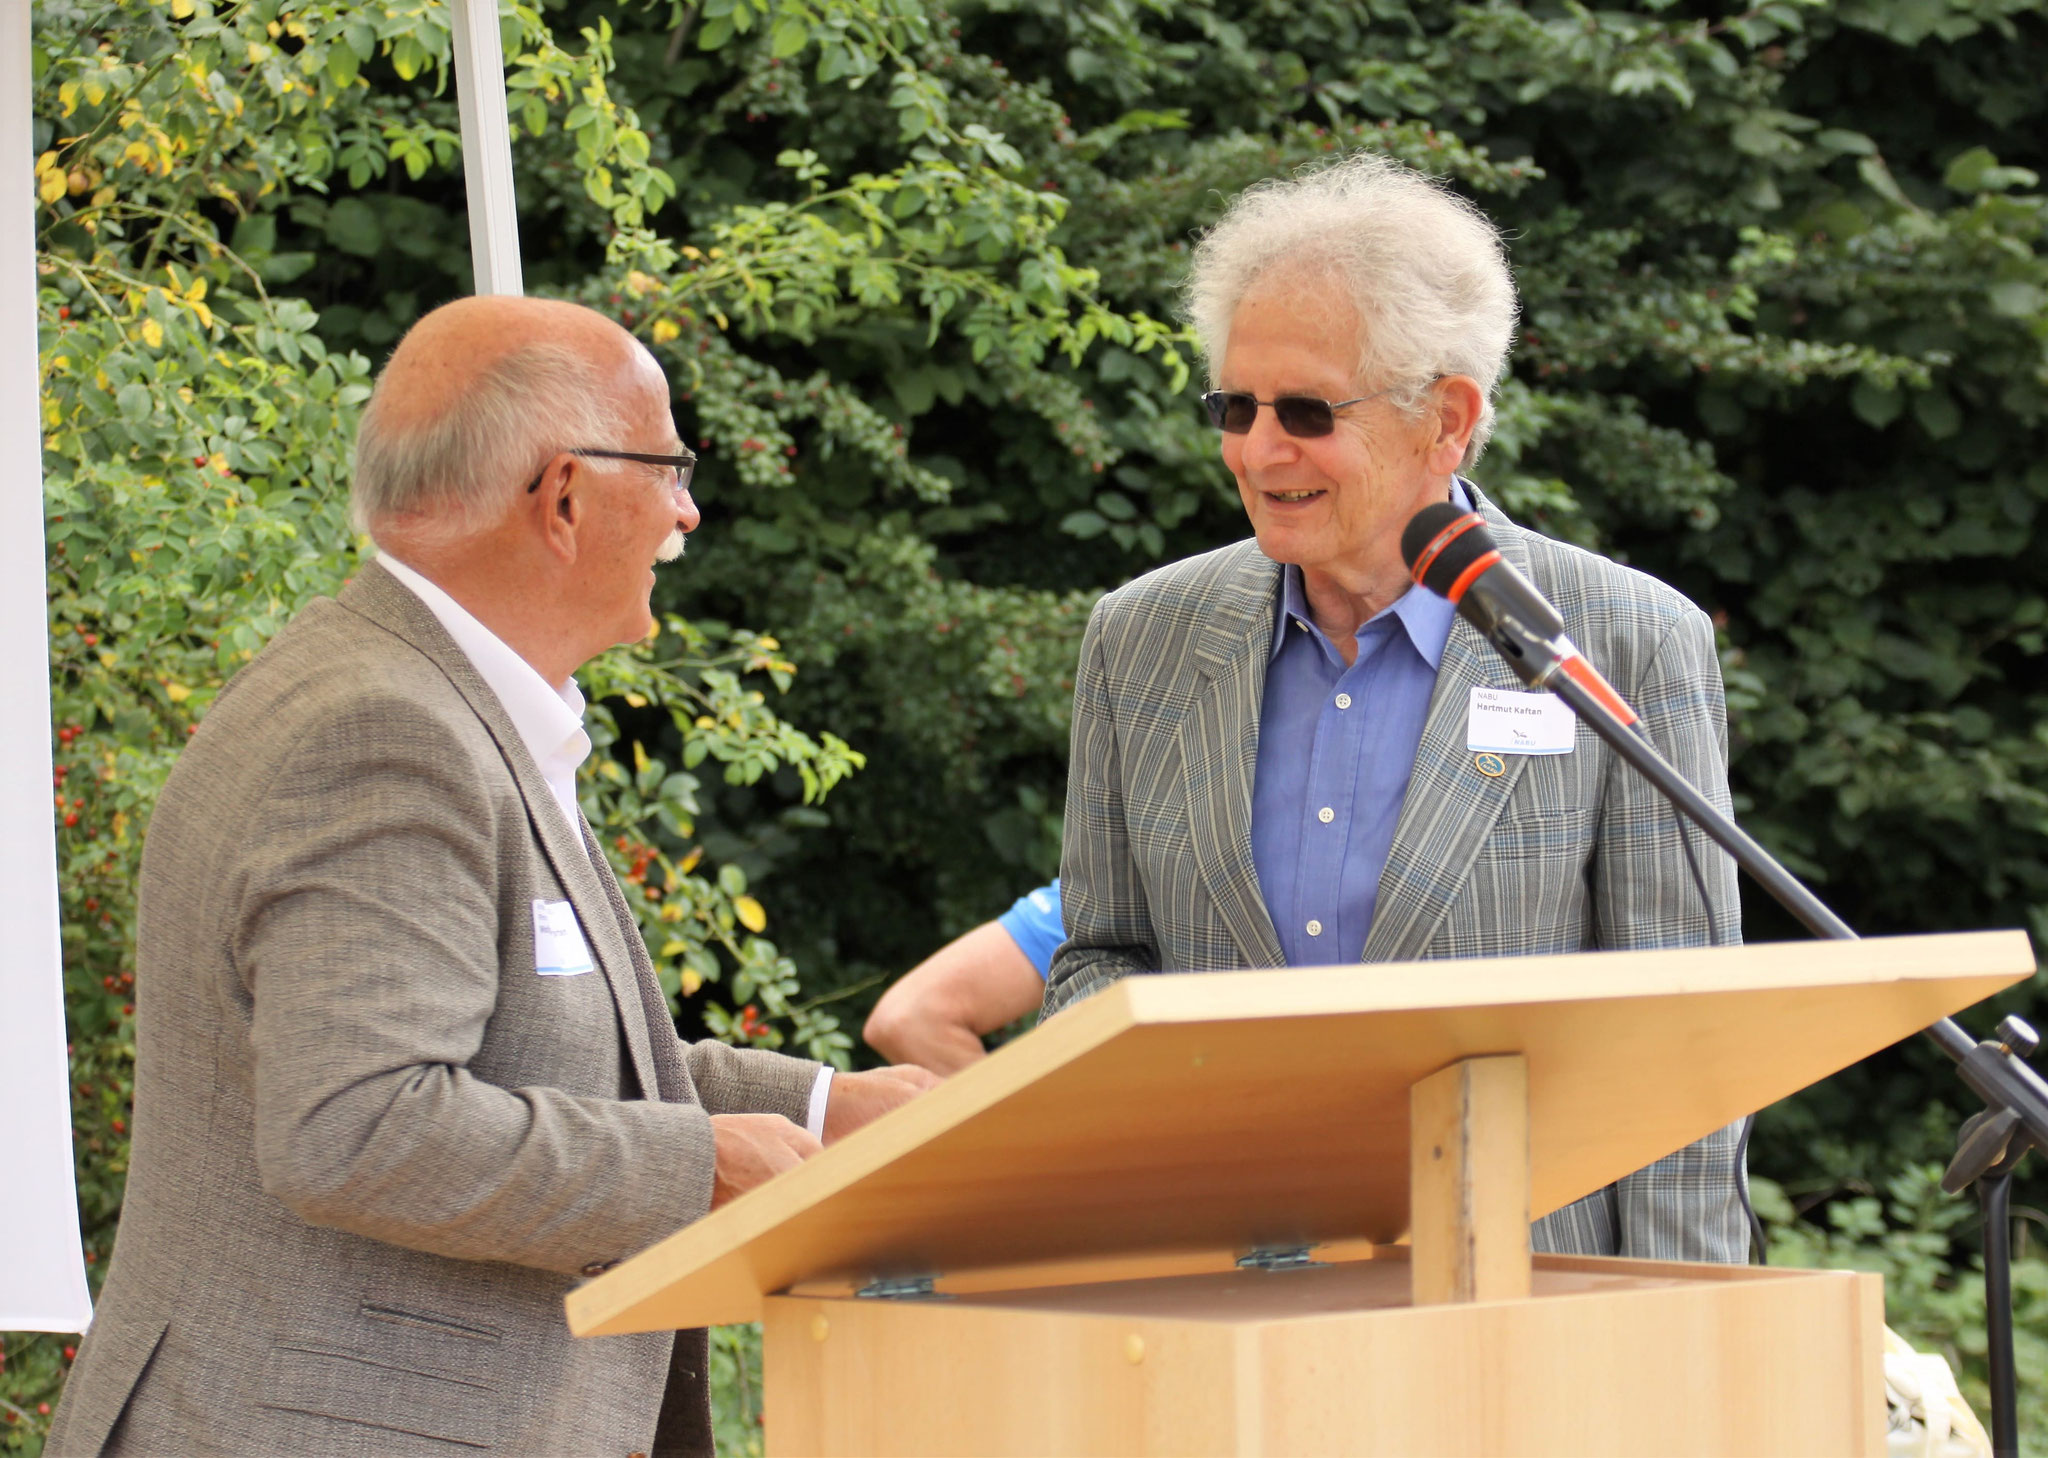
[50,296,935,1458]
[1043,153,1750,1267]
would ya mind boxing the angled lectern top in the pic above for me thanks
[570,930,2032,1339]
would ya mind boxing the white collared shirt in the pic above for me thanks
[378,553,591,835]
[377,554,833,1134]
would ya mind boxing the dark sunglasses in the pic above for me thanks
[524,447,698,494]
[1200,389,1393,437]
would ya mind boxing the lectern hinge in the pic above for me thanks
[854,1273,942,1301]
[1236,1244,1324,1272]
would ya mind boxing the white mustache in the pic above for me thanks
[655,527,688,563]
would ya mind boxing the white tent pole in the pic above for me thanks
[0,3,92,1333]
[449,0,524,296]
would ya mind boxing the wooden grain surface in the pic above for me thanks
[761,1252,1885,1456]
[569,930,2031,1336]
[1410,1054,1530,1304]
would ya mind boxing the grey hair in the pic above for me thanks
[1182,152,1519,468]
[351,342,627,539]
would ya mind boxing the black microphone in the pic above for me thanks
[1400,502,1640,729]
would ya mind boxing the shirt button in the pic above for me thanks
[1335,693,1352,709]
[1317,806,1335,824]
[1306,919,1323,937]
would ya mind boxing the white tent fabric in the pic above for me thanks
[1,7,92,1333]
[0,1,520,1333]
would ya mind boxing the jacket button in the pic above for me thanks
[581,1260,618,1277]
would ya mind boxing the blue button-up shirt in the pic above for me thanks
[1249,484,1469,966]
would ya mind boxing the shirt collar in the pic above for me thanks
[1268,476,1474,669]
[374,553,590,783]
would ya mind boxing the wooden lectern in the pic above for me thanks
[569,931,2034,1456]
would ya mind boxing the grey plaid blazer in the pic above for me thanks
[50,561,821,1457]
[1044,486,1749,1262]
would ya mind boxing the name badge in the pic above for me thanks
[532,899,596,976]
[1466,686,1575,756]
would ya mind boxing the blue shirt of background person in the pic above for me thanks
[1248,480,1468,966]
[995,880,1064,979]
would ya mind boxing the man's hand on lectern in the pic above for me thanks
[709,1113,823,1209]
[822,1065,940,1144]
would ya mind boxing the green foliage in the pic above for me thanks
[1757,1160,2048,1444]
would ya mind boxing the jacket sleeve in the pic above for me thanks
[239,695,717,1276]
[1597,606,1750,1263]
[681,1040,821,1124]
[1044,598,1159,1015]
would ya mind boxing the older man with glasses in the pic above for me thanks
[49,295,935,1458]
[1043,152,1753,1267]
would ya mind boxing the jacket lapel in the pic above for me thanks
[1361,493,1538,965]
[1177,550,1289,970]
[336,560,666,1101]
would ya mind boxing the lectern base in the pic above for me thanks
[763,1247,1882,1457]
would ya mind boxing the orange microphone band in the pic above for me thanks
[1407,512,1486,586]
[1557,653,1639,727]
[1444,548,1502,605]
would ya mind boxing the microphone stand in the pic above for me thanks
[1490,615,2046,1458]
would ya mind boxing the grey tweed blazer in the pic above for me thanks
[49,561,821,1457]
[1044,487,1750,1263]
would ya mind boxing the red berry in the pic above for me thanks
[111,1118,125,1133]
[63,1346,75,1360]
[64,811,78,826]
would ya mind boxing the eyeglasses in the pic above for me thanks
[524,447,698,495]
[1200,388,1396,437]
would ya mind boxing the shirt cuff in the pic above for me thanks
[804,1066,834,1141]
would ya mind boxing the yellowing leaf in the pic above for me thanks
[659,939,688,958]
[632,740,650,773]
[38,168,66,205]
[140,318,163,349]
[650,318,680,343]
[164,682,191,702]
[680,969,703,996]
[185,275,207,302]
[123,140,153,169]
[734,895,767,933]
[190,300,213,329]
[623,692,648,708]
[170,0,194,16]
[678,846,703,874]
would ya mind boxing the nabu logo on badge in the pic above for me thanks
[532,899,596,977]
[1466,686,1576,756]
